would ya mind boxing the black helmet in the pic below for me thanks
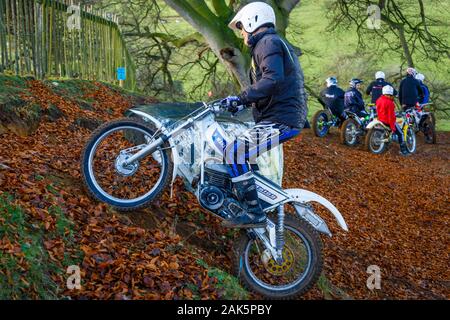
[349,78,364,88]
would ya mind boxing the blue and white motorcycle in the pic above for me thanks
[81,99,348,299]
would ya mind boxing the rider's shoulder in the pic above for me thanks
[258,34,284,52]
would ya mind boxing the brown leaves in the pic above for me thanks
[2,75,448,300]
[283,130,450,299]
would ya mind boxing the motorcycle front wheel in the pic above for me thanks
[81,118,173,211]
[405,126,417,154]
[233,215,323,299]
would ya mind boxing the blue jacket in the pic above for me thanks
[366,79,398,103]
[399,75,423,106]
[418,83,430,104]
[344,87,365,114]
[238,28,308,129]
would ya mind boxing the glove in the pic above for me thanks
[221,96,244,115]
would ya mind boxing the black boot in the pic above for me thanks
[400,142,410,156]
[223,173,267,228]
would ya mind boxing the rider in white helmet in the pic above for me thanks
[221,2,308,228]
[318,77,346,124]
[366,71,397,103]
[415,73,430,104]
[376,85,409,155]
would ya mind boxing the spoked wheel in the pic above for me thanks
[312,110,331,137]
[234,214,322,299]
[81,118,173,211]
[340,118,360,146]
[421,117,436,144]
[405,127,417,154]
[365,127,388,154]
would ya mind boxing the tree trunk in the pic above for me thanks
[163,0,300,90]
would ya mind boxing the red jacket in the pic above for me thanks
[376,95,397,132]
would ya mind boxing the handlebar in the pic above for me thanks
[206,98,246,115]
[205,98,227,113]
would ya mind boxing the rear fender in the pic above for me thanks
[366,119,389,130]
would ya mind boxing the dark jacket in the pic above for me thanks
[418,83,430,104]
[238,28,307,129]
[318,85,345,116]
[344,87,365,114]
[366,79,398,103]
[399,75,423,106]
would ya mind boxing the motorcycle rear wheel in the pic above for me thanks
[421,117,436,144]
[312,110,331,137]
[340,118,360,146]
[365,127,388,154]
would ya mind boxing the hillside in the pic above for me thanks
[0,75,449,299]
[0,75,244,299]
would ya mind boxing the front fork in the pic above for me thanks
[251,205,285,264]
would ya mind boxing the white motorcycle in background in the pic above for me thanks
[81,99,348,299]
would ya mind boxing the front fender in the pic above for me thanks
[128,109,167,133]
[285,189,348,232]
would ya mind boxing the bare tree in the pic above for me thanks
[163,0,302,89]
[327,0,450,68]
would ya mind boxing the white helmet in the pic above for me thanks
[375,71,385,79]
[228,2,276,33]
[406,67,417,77]
[382,85,394,95]
[416,73,425,82]
[326,77,338,87]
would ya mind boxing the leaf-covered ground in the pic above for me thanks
[0,77,448,299]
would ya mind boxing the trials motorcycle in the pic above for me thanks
[406,103,436,144]
[365,111,417,155]
[311,106,343,137]
[81,99,348,299]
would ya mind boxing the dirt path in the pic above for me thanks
[281,129,449,299]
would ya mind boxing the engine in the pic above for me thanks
[198,165,244,220]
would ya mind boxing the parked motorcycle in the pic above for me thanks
[406,103,436,144]
[365,111,416,155]
[311,107,344,137]
[81,99,348,299]
[340,104,377,147]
